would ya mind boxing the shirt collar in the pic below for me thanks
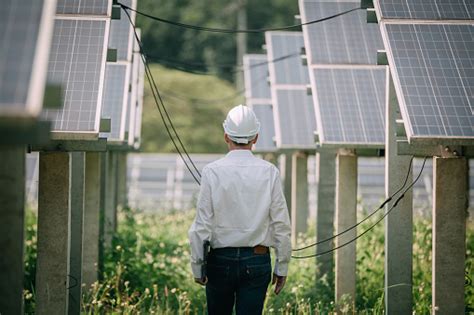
[226,149,254,158]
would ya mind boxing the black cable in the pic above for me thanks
[67,274,78,290]
[291,157,428,259]
[119,3,361,34]
[146,52,299,75]
[123,8,202,185]
[292,156,414,252]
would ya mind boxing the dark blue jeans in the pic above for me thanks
[206,247,271,315]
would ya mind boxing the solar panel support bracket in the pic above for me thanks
[31,138,108,152]
[306,85,312,95]
[397,141,472,157]
[112,6,121,20]
[0,120,51,146]
[367,8,378,23]
[377,50,388,66]
[361,0,374,9]
[107,49,118,62]
[42,84,63,109]
[100,118,111,133]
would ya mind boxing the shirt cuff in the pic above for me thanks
[274,261,288,276]
[191,262,202,279]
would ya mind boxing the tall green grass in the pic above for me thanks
[23,208,473,314]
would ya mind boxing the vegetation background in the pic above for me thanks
[135,0,299,153]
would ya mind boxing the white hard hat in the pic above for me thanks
[223,104,260,144]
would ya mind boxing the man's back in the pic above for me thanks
[204,150,281,248]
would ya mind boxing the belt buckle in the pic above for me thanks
[254,245,268,255]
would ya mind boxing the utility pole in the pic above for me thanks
[236,0,247,91]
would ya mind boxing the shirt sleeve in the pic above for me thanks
[269,167,292,276]
[188,167,213,278]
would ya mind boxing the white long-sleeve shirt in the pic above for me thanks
[188,149,291,278]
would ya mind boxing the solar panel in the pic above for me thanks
[300,0,383,65]
[109,0,135,61]
[99,63,129,142]
[265,32,309,85]
[134,30,145,148]
[252,104,276,152]
[383,23,474,140]
[127,51,139,146]
[0,0,55,117]
[273,88,317,148]
[376,0,473,20]
[42,18,109,136]
[310,67,386,145]
[243,54,271,102]
[56,0,110,16]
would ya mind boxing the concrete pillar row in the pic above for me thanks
[384,75,413,314]
[432,156,467,315]
[283,153,293,215]
[36,152,71,314]
[116,152,128,210]
[83,152,102,289]
[334,152,357,305]
[315,151,336,283]
[104,151,118,247]
[291,151,309,245]
[0,146,26,314]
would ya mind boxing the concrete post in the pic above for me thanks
[104,151,118,246]
[283,153,292,214]
[315,150,336,282]
[116,152,128,210]
[36,152,71,314]
[385,75,413,313]
[83,152,101,289]
[335,152,357,304]
[432,156,467,315]
[98,152,108,277]
[291,151,309,245]
[68,152,85,315]
[0,146,25,314]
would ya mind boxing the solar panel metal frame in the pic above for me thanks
[42,10,111,140]
[127,51,139,146]
[133,29,145,149]
[378,20,474,145]
[0,0,56,118]
[266,31,317,151]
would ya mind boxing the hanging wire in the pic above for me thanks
[291,157,429,259]
[119,3,361,34]
[123,8,202,184]
[292,156,414,252]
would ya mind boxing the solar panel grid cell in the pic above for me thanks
[243,55,271,100]
[42,18,107,133]
[386,23,474,138]
[0,0,44,110]
[302,1,384,65]
[312,67,386,144]
[56,0,109,15]
[252,104,276,152]
[275,89,317,147]
[100,63,128,141]
[378,0,473,20]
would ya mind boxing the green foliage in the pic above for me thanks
[23,208,474,314]
[141,64,241,153]
[136,0,299,82]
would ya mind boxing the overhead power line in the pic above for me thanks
[123,8,202,185]
[119,3,362,34]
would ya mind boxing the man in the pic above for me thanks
[188,104,292,314]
